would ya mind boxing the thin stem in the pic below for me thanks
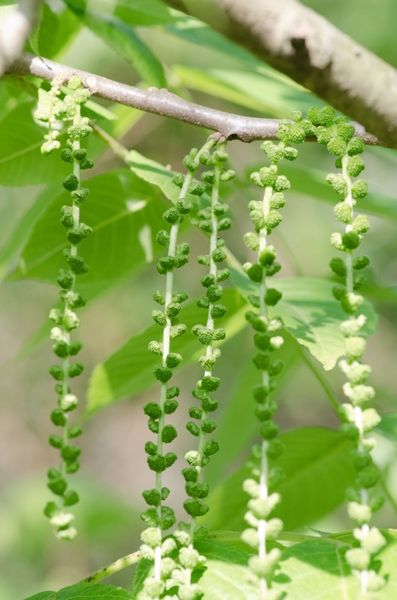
[256,185,272,598]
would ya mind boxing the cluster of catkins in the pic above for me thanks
[307,106,386,594]
[35,76,386,598]
[184,145,234,523]
[36,76,93,540]
[139,141,236,600]
[139,139,224,599]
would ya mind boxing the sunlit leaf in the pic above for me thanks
[195,531,397,599]
[230,265,377,370]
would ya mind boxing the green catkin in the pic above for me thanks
[38,76,93,540]
[170,143,234,599]
[242,115,305,600]
[139,138,216,600]
[308,106,386,595]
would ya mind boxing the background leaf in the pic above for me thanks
[126,149,193,204]
[204,427,355,531]
[167,16,317,117]
[87,289,247,413]
[0,102,68,187]
[113,0,176,26]
[11,170,167,298]
[65,0,166,86]
[0,186,56,279]
[30,3,80,58]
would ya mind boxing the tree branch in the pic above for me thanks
[9,53,378,145]
[165,0,397,148]
[0,0,40,75]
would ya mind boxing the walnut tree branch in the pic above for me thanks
[9,53,378,146]
[164,0,397,148]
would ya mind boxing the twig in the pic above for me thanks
[9,53,378,145]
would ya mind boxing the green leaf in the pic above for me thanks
[87,289,247,413]
[168,16,316,117]
[205,427,356,531]
[167,16,261,66]
[194,530,264,597]
[230,266,377,370]
[0,102,68,186]
[30,3,80,58]
[130,559,152,599]
[11,170,167,298]
[65,0,166,86]
[0,186,56,279]
[24,587,129,600]
[281,534,397,599]
[195,531,397,599]
[63,0,175,26]
[199,560,256,599]
[114,0,176,26]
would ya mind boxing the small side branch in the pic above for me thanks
[9,53,378,145]
[80,550,142,584]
